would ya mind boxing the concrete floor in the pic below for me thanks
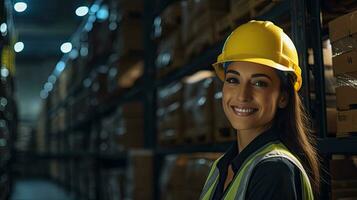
[11,179,74,200]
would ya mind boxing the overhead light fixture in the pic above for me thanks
[55,61,65,73]
[44,82,53,92]
[40,90,48,99]
[60,42,72,53]
[75,6,89,17]
[96,5,109,20]
[0,23,7,34]
[14,2,27,12]
[1,67,9,78]
[69,49,78,59]
[48,75,56,84]
[90,4,99,13]
[14,42,24,52]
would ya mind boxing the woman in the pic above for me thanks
[200,20,319,199]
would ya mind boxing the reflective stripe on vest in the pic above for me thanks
[199,142,314,200]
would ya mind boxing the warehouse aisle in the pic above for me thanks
[11,179,73,200]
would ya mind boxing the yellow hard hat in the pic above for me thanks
[212,20,302,91]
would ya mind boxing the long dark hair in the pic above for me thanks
[275,71,320,197]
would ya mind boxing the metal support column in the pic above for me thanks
[291,0,311,113]
[143,1,159,199]
[307,1,330,198]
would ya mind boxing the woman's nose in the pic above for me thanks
[236,83,252,102]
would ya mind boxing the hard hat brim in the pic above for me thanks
[212,58,301,91]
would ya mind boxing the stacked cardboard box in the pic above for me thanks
[127,150,153,200]
[182,0,229,60]
[157,82,184,145]
[329,10,357,137]
[36,103,47,153]
[101,0,144,93]
[99,102,144,152]
[155,2,184,78]
[117,102,144,149]
[330,156,357,200]
[308,39,338,136]
[183,71,215,143]
[100,169,126,200]
[160,153,221,200]
[212,77,235,142]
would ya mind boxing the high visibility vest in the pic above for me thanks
[199,142,314,200]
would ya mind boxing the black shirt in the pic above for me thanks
[212,126,302,200]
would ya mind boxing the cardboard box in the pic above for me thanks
[326,107,337,135]
[158,102,183,144]
[120,102,144,118]
[156,30,184,75]
[330,157,357,180]
[156,1,182,39]
[118,61,144,89]
[332,49,357,76]
[157,82,184,144]
[331,33,357,56]
[115,18,143,58]
[212,77,235,141]
[128,150,153,200]
[336,85,357,111]
[337,109,357,133]
[117,0,143,17]
[328,10,357,43]
[183,71,215,142]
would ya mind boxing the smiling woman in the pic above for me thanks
[199,20,319,200]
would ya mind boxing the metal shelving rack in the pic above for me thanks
[40,0,357,200]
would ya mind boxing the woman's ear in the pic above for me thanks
[278,91,288,108]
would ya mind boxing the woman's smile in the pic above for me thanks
[230,105,258,117]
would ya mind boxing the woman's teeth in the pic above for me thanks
[232,106,257,116]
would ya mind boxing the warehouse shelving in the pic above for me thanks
[37,0,357,200]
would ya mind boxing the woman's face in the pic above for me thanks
[222,61,287,133]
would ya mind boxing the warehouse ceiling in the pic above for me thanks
[13,0,92,123]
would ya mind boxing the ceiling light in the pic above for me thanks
[14,2,27,12]
[0,23,7,33]
[14,42,24,52]
[44,82,53,92]
[40,90,48,99]
[75,6,89,17]
[48,75,56,84]
[55,61,65,73]
[60,42,72,53]
[90,4,99,13]
[96,5,109,20]
[1,68,9,78]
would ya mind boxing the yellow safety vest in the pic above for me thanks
[199,142,314,200]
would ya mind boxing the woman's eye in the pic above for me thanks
[253,81,268,87]
[225,77,239,84]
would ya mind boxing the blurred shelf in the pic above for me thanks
[156,42,222,87]
[96,153,128,169]
[15,151,127,161]
[254,0,289,21]
[156,141,233,155]
[317,137,357,154]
